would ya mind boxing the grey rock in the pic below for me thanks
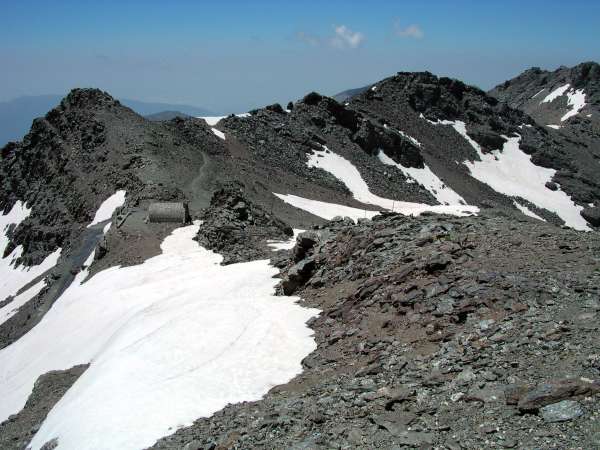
[540,400,584,422]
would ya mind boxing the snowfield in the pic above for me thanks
[1,201,61,308]
[0,221,318,450]
[306,146,478,217]
[438,120,589,230]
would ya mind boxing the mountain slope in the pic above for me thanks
[1,68,600,449]
[489,62,600,221]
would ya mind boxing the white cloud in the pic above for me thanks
[297,25,365,50]
[394,21,424,39]
[330,25,365,49]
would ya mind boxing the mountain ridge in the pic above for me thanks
[1,64,600,449]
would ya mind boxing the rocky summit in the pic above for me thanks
[1,62,600,450]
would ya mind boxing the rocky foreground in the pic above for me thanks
[153,210,600,449]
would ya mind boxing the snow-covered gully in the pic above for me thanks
[287,145,478,220]
[0,207,318,450]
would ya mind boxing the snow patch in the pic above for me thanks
[87,191,126,228]
[199,116,225,126]
[274,193,379,222]
[531,88,546,99]
[437,120,589,230]
[0,223,318,450]
[211,128,226,140]
[377,150,466,205]
[546,124,561,130]
[561,88,586,122]
[384,124,423,147]
[513,201,545,222]
[540,84,570,104]
[1,202,61,303]
[306,146,478,217]
[267,229,304,251]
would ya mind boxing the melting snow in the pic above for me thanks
[211,128,226,140]
[377,150,466,205]
[274,193,380,221]
[437,120,589,230]
[87,191,126,227]
[561,89,586,122]
[267,229,304,251]
[0,222,318,450]
[1,202,61,303]
[547,124,562,130]
[513,201,545,222]
[540,84,571,104]
[305,146,477,217]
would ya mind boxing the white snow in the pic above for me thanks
[199,116,225,126]
[87,191,126,228]
[200,114,250,126]
[377,150,466,205]
[267,229,304,251]
[211,128,226,140]
[540,84,570,104]
[513,201,545,222]
[436,120,589,230]
[0,279,46,326]
[561,88,586,122]
[274,193,380,221]
[531,88,546,99]
[587,114,593,118]
[305,146,477,217]
[546,124,562,130]
[371,85,377,91]
[1,202,61,303]
[0,222,318,450]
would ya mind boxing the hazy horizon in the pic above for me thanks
[2,0,599,112]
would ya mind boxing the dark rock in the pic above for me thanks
[581,206,600,226]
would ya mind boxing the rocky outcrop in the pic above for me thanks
[195,187,293,265]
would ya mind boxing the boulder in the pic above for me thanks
[581,206,600,226]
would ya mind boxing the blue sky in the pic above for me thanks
[1,0,599,112]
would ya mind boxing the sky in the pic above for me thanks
[1,0,599,113]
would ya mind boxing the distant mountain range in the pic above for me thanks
[0,94,216,146]
[332,85,370,103]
